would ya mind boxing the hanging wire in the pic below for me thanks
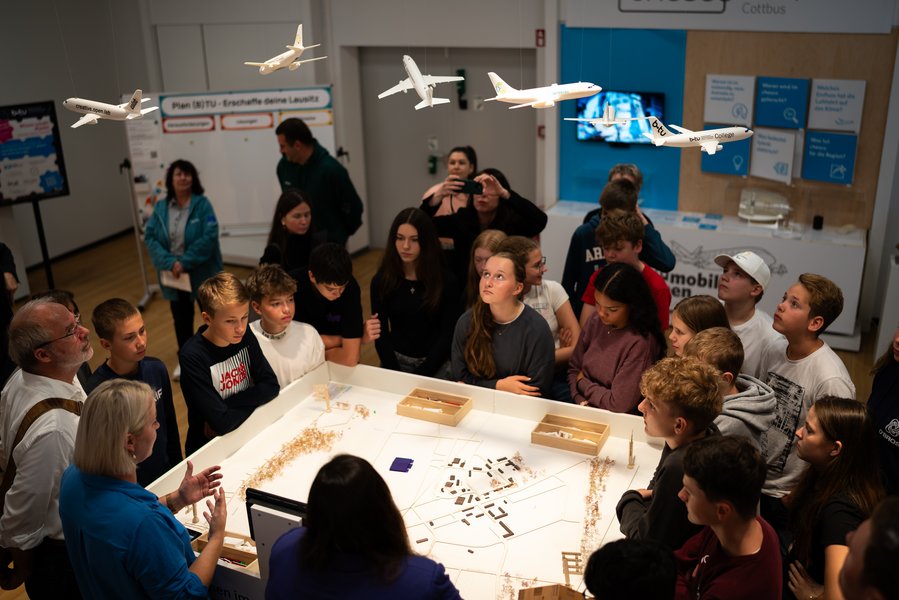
[52,0,79,96]
[105,0,124,97]
[518,0,524,88]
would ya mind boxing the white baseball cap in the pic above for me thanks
[714,251,771,290]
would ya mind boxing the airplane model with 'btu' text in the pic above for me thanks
[244,24,327,74]
[486,72,600,109]
[644,116,753,155]
[63,89,158,128]
[377,55,464,110]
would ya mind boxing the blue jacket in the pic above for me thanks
[266,527,461,600]
[144,195,223,301]
[59,466,208,600]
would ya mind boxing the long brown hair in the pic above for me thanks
[790,397,885,565]
[463,251,525,379]
[466,229,507,308]
[377,207,444,312]
[871,325,898,374]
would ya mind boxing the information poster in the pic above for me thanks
[750,127,796,184]
[802,131,857,184]
[704,75,756,127]
[808,79,866,133]
[700,123,751,176]
[0,101,69,203]
[755,77,809,129]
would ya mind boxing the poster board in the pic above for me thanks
[124,86,335,263]
[0,100,69,204]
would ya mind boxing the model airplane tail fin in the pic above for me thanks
[126,89,143,114]
[647,116,674,143]
[603,104,616,123]
[487,72,516,96]
[294,24,304,48]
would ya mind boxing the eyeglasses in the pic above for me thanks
[532,256,547,267]
[36,314,82,348]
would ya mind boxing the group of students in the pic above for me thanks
[3,133,899,599]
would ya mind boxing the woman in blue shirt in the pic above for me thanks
[59,379,226,599]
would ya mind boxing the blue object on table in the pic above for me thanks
[390,457,414,472]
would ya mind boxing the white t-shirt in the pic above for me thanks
[732,309,783,380]
[523,279,570,349]
[250,320,325,388]
[759,338,856,498]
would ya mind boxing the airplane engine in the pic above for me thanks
[289,63,300,71]
[540,101,556,109]
[89,120,98,125]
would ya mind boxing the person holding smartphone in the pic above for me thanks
[421,167,547,285]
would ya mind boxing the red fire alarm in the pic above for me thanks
[536,29,545,47]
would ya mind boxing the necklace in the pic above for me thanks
[259,326,288,340]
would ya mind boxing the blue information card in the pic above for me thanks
[802,131,857,184]
[700,123,751,176]
[755,77,809,129]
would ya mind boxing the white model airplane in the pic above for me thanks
[377,55,464,110]
[244,24,327,74]
[564,104,648,127]
[486,72,600,110]
[644,116,753,155]
[63,89,158,129]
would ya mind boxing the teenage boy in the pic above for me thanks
[87,299,182,485]
[291,242,364,367]
[616,357,723,550]
[246,264,324,387]
[715,251,782,379]
[179,272,279,455]
[757,273,854,535]
[682,327,775,450]
[674,435,782,599]
[577,209,671,329]
[561,166,676,317]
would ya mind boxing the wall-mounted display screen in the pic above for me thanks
[574,91,665,144]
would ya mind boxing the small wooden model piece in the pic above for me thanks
[627,430,635,469]
[531,414,610,455]
[397,388,472,426]
[313,383,331,412]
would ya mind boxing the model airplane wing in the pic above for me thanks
[421,75,464,86]
[508,95,560,110]
[670,124,693,134]
[701,141,721,155]
[128,106,159,119]
[289,56,327,67]
[244,61,270,67]
[378,78,415,99]
[71,113,101,128]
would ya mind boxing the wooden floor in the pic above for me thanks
[0,231,882,599]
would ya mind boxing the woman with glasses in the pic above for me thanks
[58,379,226,599]
[421,168,547,286]
[497,236,580,402]
[265,454,461,599]
[144,160,224,375]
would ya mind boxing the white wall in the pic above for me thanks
[0,1,145,267]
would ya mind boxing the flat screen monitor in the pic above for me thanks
[574,91,665,144]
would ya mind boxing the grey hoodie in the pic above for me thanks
[714,374,776,449]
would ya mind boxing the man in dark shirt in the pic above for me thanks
[292,243,363,367]
[276,118,363,246]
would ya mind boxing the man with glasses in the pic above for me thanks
[0,298,93,598]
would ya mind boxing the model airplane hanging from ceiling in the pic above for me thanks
[486,72,600,109]
[564,104,649,127]
[63,89,158,129]
[244,24,327,74]
[645,116,753,155]
[377,55,464,110]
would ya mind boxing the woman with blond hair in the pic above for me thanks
[59,379,226,599]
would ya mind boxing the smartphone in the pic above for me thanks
[456,178,483,195]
